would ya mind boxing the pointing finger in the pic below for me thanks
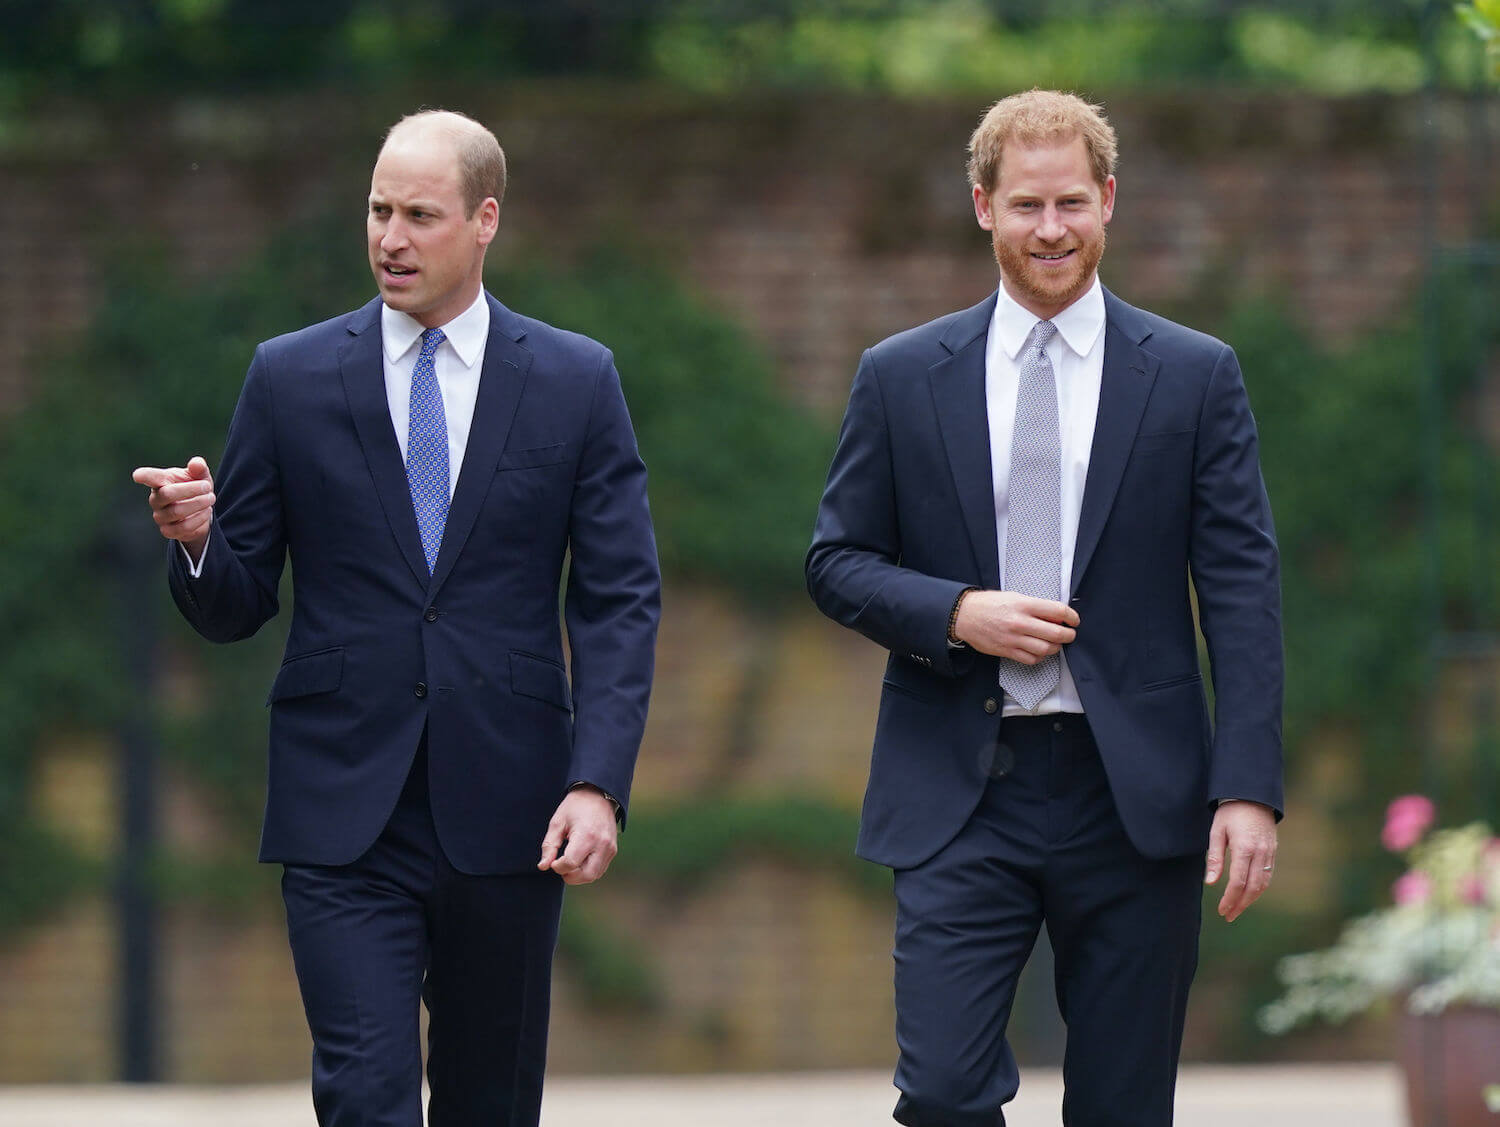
[154,480,214,504]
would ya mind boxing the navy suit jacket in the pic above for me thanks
[169,292,661,874]
[807,289,1282,868]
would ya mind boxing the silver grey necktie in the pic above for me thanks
[998,319,1061,710]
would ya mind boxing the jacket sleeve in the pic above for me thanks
[805,349,973,677]
[167,345,286,643]
[1189,343,1285,816]
[562,349,662,822]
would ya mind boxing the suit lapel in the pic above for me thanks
[427,293,533,595]
[339,299,431,587]
[1070,290,1159,595]
[930,294,1002,588]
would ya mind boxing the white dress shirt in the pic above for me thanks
[184,288,490,577]
[985,276,1106,716]
[381,287,490,498]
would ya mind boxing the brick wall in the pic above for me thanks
[1,85,1493,1081]
[5,89,1494,420]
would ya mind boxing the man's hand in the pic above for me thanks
[1205,799,1277,922]
[952,589,1079,662]
[132,457,215,563]
[537,786,619,886]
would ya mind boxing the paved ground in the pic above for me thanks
[0,1064,1404,1126]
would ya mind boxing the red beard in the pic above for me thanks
[992,226,1106,316]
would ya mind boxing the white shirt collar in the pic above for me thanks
[381,287,490,368]
[992,275,1106,361]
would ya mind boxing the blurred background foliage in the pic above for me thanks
[1455,0,1500,77]
[3,210,1496,1022]
[3,0,1493,104]
[1,0,1497,1069]
[1215,258,1500,923]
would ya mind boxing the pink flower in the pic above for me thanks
[1459,875,1487,905]
[1382,795,1436,852]
[1393,871,1432,905]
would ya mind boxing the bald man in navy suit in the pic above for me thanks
[135,109,660,1126]
[808,90,1282,1126]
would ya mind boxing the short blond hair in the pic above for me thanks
[967,90,1117,195]
[384,109,507,218]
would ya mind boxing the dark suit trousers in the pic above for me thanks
[281,740,564,1127]
[891,715,1202,1127]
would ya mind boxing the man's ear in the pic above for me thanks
[973,185,996,232]
[476,197,501,247]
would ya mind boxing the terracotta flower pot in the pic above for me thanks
[1398,1007,1500,1127]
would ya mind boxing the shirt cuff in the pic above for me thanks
[179,538,208,578]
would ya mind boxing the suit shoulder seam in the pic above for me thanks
[863,348,891,437]
[250,342,285,493]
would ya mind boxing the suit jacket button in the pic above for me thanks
[414,682,428,699]
[983,697,998,714]
[424,607,439,622]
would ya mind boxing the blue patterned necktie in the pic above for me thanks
[998,319,1062,711]
[406,327,449,574]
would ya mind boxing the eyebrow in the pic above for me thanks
[368,195,446,212]
[1006,186,1093,201]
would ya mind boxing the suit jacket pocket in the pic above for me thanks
[1139,671,1202,692]
[497,443,570,471]
[881,668,939,703]
[267,646,344,704]
[1132,428,1196,454]
[509,651,573,712]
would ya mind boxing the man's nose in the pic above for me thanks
[1036,206,1066,241]
[380,219,408,252]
